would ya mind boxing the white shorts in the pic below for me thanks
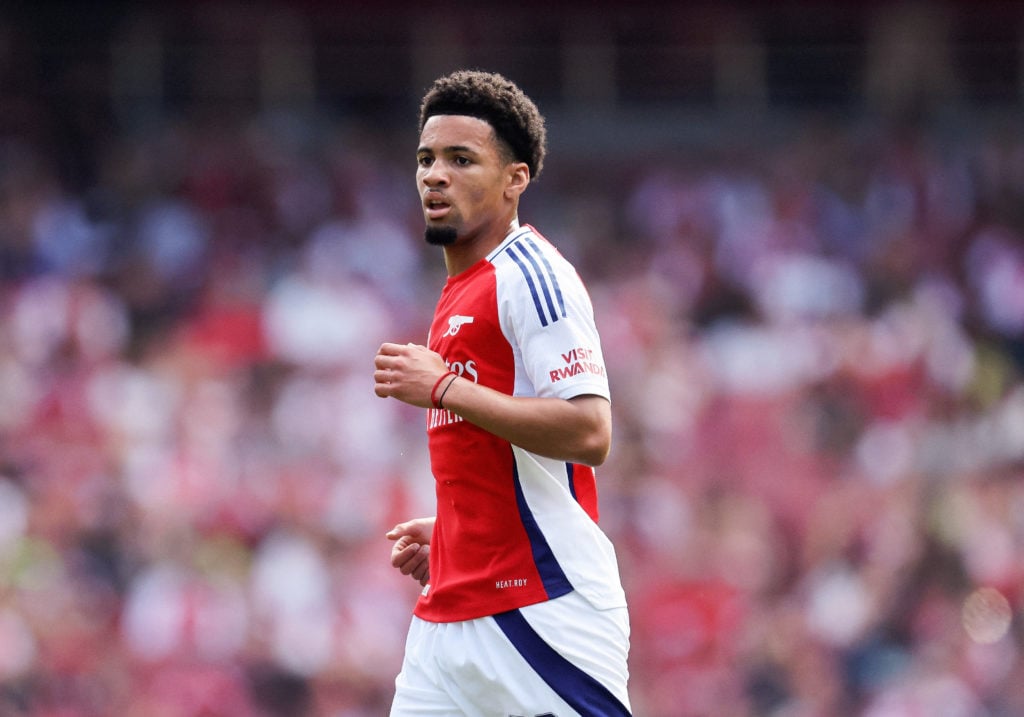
[390,591,632,716]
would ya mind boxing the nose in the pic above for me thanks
[421,161,448,187]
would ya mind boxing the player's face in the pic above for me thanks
[416,114,519,247]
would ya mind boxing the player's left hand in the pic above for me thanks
[387,517,435,586]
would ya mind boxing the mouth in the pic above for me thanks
[424,193,451,221]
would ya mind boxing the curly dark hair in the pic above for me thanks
[419,69,547,180]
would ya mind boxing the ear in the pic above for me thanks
[504,162,530,200]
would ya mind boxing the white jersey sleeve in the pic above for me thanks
[490,226,610,402]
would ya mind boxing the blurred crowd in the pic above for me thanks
[2,15,1024,717]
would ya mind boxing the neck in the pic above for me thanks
[443,216,521,277]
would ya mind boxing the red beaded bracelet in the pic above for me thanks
[430,371,457,408]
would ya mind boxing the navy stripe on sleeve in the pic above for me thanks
[521,234,566,319]
[504,238,565,327]
[506,244,551,327]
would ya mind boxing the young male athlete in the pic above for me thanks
[373,69,631,716]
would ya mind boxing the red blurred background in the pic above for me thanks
[1,2,1022,715]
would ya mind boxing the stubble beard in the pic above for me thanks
[424,225,458,246]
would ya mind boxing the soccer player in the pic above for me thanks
[373,69,631,716]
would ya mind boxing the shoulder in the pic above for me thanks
[490,225,580,285]
[490,226,596,331]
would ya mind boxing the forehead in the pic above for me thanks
[419,114,498,152]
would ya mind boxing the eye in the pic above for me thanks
[454,156,471,167]
[417,155,433,167]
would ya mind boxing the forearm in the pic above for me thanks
[373,342,612,465]
[439,379,611,466]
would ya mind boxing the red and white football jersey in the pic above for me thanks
[417,223,626,623]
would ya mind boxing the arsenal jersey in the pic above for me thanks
[417,223,627,622]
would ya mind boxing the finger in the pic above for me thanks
[396,547,425,575]
[392,553,415,572]
[404,551,428,577]
[389,519,426,538]
[377,342,405,359]
[401,553,425,576]
[387,524,414,541]
[408,546,430,579]
[391,541,420,567]
[390,534,415,552]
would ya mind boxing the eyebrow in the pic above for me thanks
[417,144,477,155]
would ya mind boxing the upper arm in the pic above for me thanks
[568,393,613,466]
[497,239,610,403]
